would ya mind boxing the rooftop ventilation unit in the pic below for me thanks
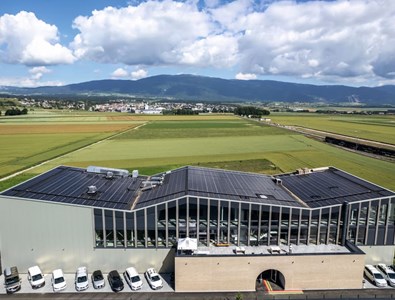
[87,185,98,195]
[87,166,129,177]
[273,178,282,185]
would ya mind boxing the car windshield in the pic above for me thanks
[112,278,122,287]
[32,274,43,281]
[5,276,19,284]
[54,277,64,284]
[77,276,87,283]
[374,273,384,280]
[94,273,103,281]
[388,273,395,279]
[131,275,141,283]
[151,275,160,282]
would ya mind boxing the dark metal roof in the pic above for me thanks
[277,167,394,208]
[1,165,393,211]
[1,166,144,210]
[134,166,299,209]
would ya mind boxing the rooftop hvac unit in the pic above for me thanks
[273,178,282,185]
[87,185,98,194]
[87,166,129,177]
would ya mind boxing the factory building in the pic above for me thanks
[0,165,394,291]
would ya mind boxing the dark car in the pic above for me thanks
[108,270,124,292]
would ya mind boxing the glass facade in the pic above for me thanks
[93,196,395,248]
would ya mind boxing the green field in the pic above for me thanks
[1,110,394,192]
[269,113,395,145]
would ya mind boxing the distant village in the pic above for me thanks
[3,97,395,116]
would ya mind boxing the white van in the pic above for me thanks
[364,265,387,287]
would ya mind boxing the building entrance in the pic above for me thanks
[257,269,285,291]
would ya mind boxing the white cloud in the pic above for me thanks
[70,1,237,68]
[235,72,256,80]
[0,11,76,66]
[0,76,63,88]
[111,67,129,78]
[29,66,51,80]
[131,68,148,80]
[234,0,395,83]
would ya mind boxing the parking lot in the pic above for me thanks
[0,272,174,294]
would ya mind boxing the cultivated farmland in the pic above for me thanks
[1,111,394,192]
[269,113,395,145]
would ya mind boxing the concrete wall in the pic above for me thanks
[0,196,173,274]
[175,253,365,292]
[359,245,395,265]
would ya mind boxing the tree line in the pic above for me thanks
[233,106,270,118]
[1,107,28,116]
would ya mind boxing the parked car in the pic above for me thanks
[364,265,387,287]
[108,270,124,292]
[92,270,105,289]
[51,269,67,292]
[145,267,163,290]
[3,266,22,294]
[124,267,143,290]
[377,263,395,287]
[75,266,89,291]
[27,265,45,289]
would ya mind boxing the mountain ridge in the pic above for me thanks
[1,74,395,104]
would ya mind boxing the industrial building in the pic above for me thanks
[0,165,394,292]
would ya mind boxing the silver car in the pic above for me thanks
[91,270,105,289]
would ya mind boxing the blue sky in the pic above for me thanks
[1,0,395,87]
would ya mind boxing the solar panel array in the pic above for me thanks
[279,168,394,208]
[2,165,392,211]
[2,166,143,209]
[134,166,301,209]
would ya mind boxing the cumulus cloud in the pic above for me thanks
[232,0,395,83]
[70,1,236,68]
[235,73,256,80]
[0,11,76,66]
[3,0,395,85]
[131,68,148,80]
[111,67,129,78]
[29,66,51,80]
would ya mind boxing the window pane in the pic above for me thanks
[104,210,114,248]
[115,211,125,247]
[94,209,104,248]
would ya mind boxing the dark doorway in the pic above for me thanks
[256,269,285,291]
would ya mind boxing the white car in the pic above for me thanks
[145,268,163,290]
[124,267,143,290]
[364,265,387,287]
[51,269,67,292]
[75,266,89,291]
[27,265,45,289]
[377,263,395,287]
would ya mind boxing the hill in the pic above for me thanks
[1,74,395,104]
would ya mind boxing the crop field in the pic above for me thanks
[269,113,395,145]
[0,110,143,179]
[0,111,394,192]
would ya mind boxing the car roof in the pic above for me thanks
[76,266,87,274]
[28,266,42,275]
[52,269,64,277]
[126,267,139,276]
[109,270,120,277]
